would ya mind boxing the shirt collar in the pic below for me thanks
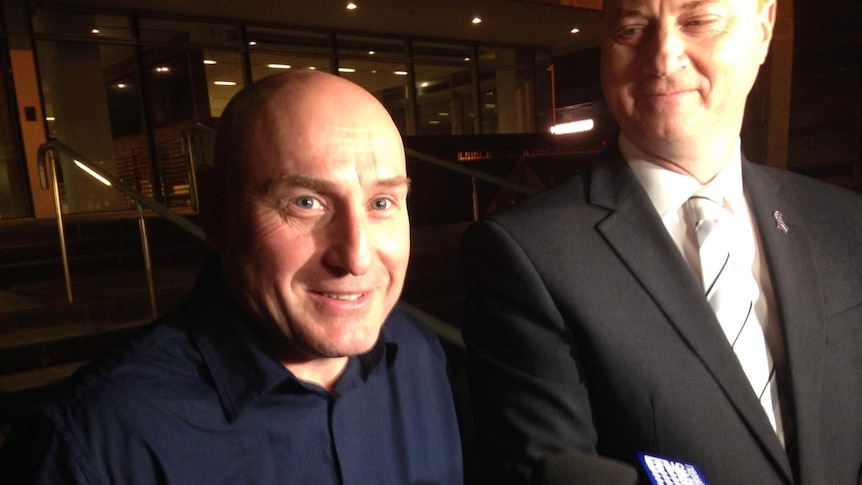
[620,132,745,215]
[185,257,399,421]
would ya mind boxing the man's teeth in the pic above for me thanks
[325,293,363,301]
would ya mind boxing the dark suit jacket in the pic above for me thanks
[461,147,862,485]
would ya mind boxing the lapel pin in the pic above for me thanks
[773,210,789,234]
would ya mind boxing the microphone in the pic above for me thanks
[531,451,639,485]
[638,453,709,485]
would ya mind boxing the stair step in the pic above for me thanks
[0,360,86,394]
[0,319,150,375]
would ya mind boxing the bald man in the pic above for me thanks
[0,72,463,485]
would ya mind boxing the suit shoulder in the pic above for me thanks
[755,164,862,212]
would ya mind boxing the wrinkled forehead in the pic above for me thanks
[240,97,406,185]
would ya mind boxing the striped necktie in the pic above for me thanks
[688,192,779,434]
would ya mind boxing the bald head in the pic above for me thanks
[213,71,399,188]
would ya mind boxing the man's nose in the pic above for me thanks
[324,208,372,275]
[645,23,688,77]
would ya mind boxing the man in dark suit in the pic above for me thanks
[461,0,862,483]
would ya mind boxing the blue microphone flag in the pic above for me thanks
[638,452,709,485]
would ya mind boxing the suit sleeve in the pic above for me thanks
[460,218,598,484]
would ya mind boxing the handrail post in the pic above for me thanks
[183,128,200,211]
[471,176,480,221]
[47,149,74,303]
[137,202,159,319]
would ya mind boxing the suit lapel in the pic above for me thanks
[743,162,826,478]
[591,156,793,480]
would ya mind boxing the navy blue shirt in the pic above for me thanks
[1,261,463,484]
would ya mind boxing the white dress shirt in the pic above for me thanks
[619,132,786,445]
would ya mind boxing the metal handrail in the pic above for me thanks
[37,140,206,316]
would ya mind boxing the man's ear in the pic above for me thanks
[196,164,227,250]
[758,0,778,64]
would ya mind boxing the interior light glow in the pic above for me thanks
[248,41,257,46]
[214,81,237,86]
[472,17,482,24]
[308,66,318,70]
[74,160,112,186]
[155,66,170,73]
[117,83,127,89]
[347,2,358,10]
[550,119,595,135]
[268,63,292,69]
[368,50,376,55]
[394,70,408,76]
[464,57,471,62]
[438,112,450,117]
[203,59,217,65]
[338,67,356,73]
[91,28,100,34]
[420,82,430,88]
[46,116,55,121]
[570,27,581,34]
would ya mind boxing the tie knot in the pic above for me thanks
[687,191,725,226]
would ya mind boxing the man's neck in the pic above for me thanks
[620,132,740,184]
[283,356,349,393]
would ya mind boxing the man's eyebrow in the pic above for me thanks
[256,174,412,196]
[376,175,412,193]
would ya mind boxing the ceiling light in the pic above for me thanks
[117,83,127,89]
[155,66,170,73]
[91,28,100,34]
[346,2,358,9]
[268,63,292,69]
[248,41,257,46]
[464,57,471,62]
[570,27,581,34]
[46,116,55,121]
[203,59,217,65]
[338,67,356,73]
[368,50,376,55]
[214,81,237,86]
[308,66,318,70]
[394,70,408,76]
[472,17,482,24]
[420,82,430,88]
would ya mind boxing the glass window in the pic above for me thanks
[414,64,475,135]
[201,50,245,118]
[32,10,132,40]
[337,35,406,60]
[479,67,542,134]
[0,38,31,218]
[36,40,139,212]
[246,27,331,55]
[413,41,473,64]
[139,18,240,47]
[250,52,332,83]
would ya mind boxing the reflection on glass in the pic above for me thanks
[139,18,240,47]
[415,64,475,135]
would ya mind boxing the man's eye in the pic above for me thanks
[370,198,393,211]
[614,26,645,44]
[294,196,323,210]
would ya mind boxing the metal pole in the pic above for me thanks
[48,150,73,303]
[137,203,158,318]
[471,176,480,221]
